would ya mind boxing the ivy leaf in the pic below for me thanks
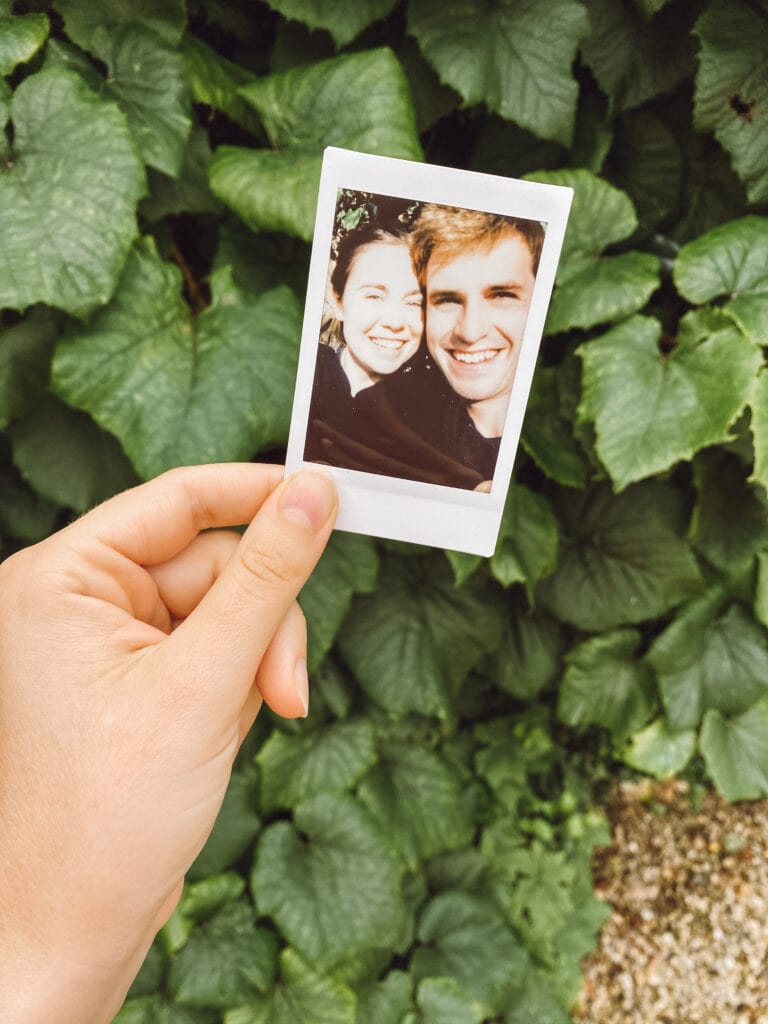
[699,700,768,801]
[180,35,262,136]
[8,394,139,512]
[0,309,57,431]
[407,0,588,145]
[0,12,48,75]
[356,971,413,1024]
[52,239,301,479]
[0,68,145,318]
[674,215,768,345]
[299,533,378,672]
[606,111,683,235]
[537,481,702,632]
[503,972,571,1024]
[338,554,505,718]
[0,78,9,126]
[141,128,224,221]
[558,629,656,742]
[622,719,697,779]
[580,0,696,114]
[187,768,261,881]
[92,23,192,177]
[529,170,659,333]
[168,901,278,1010]
[578,313,761,490]
[255,719,377,812]
[755,551,768,631]
[521,366,590,489]
[751,370,768,492]
[689,449,768,577]
[493,601,564,702]
[490,484,559,594]
[412,891,527,1016]
[262,0,398,47]
[252,793,405,965]
[56,0,186,49]
[415,978,484,1024]
[693,0,768,205]
[114,998,215,1024]
[210,49,421,240]
[357,742,473,871]
[178,873,245,923]
[224,949,356,1024]
[0,462,60,543]
[647,592,768,731]
[395,37,460,135]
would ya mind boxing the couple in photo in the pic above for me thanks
[304,195,544,491]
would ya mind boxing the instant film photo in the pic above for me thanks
[285,147,573,556]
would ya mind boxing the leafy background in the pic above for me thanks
[2,0,767,1019]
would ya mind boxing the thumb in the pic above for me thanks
[159,469,337,712]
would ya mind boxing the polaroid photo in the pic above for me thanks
[285,147,573,556]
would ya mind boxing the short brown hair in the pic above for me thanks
[410,205,544,283]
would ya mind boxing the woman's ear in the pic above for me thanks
[329,290,344,321]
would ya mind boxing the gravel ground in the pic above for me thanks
[575,780,768,1024]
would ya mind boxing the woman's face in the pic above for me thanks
[334,240,423,389]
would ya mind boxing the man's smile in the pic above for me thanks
[449,349,501,364]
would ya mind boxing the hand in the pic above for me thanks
[0,464,337,1024]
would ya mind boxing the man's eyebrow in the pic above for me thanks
[427,287,463,300]
[487,280,527,292]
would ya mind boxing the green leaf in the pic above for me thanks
[674,215,768,343]
[255,719,377,812]
[357,742,473,871]
[168,902,277,1010]
[338,554,505,718]
[180,35,262,136]
[415,978,484,1024]
[141,128,224,221]
[699,700,768,800]
[408,0,588,145]
[299,532,378,672]
[0,78,10,127]
[52,240,301,479]
[224,949,356,1024]
[0,68,145,318]
[529,170,659,333]
[606,111,683,234]
[578,313,761,490]
[412,890,527,1015]
[210,49,421,240]
[521,366,590,488]
[0,309,57,431]
[537,481,702,631]
[756,551,768,630]
[580,0,696,114]
[559,629,656,742]
[622,718,696,778]
[693,0,768,204]
[647,592,768,731]
[262,0,398,47]
[252,793,405,965]
[493,601,564,701]
[503,972,571,1024]
[356,971,413,1024]
[187,768,261,882]
[115,999,215,1024]
[751,369,768,491]
[395,37,460,134]
[444,549,482,586]
[179,872,246,922]
[9,394,138,512]
[0,462,59,543]
[689,448,768,577]
[0,13,48,75]
[490,484,559,594]
[93,23,192,177]
[56,0,186,49]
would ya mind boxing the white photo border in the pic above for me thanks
[285,147,573,557]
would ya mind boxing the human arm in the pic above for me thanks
[0,463,337,1024]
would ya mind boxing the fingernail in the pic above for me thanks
[278,472,336,530]
[294,659,309,717]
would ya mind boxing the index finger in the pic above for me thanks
[58,463,284,566]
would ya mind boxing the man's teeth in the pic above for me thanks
[451,349,498,364]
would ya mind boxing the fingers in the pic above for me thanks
[147,530,241,621]
[59,463,284,567]
[158,470,336,714]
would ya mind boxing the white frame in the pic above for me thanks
[285,147,573,556]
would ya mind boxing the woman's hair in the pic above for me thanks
[322,222,414,350]
[409,205,545,281]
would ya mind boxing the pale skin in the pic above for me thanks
[0,463,337,1024]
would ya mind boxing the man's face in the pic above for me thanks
[425,234,535,406]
